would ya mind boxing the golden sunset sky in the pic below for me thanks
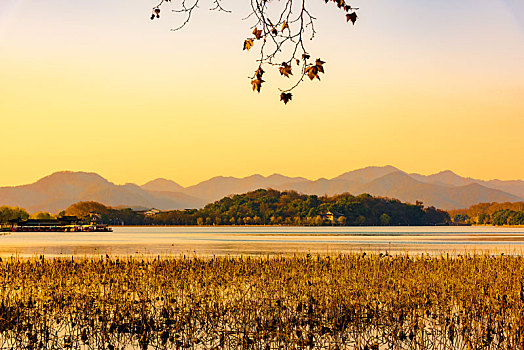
[1,0,523,187]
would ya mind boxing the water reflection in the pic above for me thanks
[1,226,524,257]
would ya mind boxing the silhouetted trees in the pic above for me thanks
[449,202,524,225]
[0,206,29,224]
[60,189,450,226]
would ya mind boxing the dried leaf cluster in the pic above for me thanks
[152,0,358,103]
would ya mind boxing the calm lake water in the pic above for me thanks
[2,226,524,257]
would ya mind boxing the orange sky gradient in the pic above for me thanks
[0,0,523,187]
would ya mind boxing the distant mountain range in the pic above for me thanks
[1,166,523,213]
[0,172,204,213]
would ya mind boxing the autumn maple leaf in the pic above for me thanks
[280,92,292,104]
[252,28,263,40]
[279,63,292,78]
[243,38,254,51]
[255,67,264,79]
[251,78,264,92]
[305,60,325,81]
[346,12,358,25]
[315,59,325,74]
[305,66,318,80]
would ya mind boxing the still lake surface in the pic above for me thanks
[2,226,524,257]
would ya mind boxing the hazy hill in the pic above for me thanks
[1,167,523,213]
[333,165,400,183]
[354,171,521,210]
[477,179,524,199]
[141,178,185,193]
[176,167,522,210]
[0,171,204,213]
[182,174,308,203]
[409,170,475,187]
[278,166,400,196]
[276,178,358,197]
[181,166,399,200]
[409,170,524,199]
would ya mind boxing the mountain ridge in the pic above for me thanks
[0,171,205,213]
[1,167,523,213]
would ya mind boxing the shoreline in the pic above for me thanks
[107,224,524,228]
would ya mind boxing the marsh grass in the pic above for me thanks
[1,253,524,349]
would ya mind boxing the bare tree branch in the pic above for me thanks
[152,0,359,103]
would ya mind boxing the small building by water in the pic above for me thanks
[6,215,111,232]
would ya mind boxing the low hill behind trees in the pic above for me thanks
[64,201,112,218]
[449,202,524,225]
[56,189,450,226]
[189,189,450,226]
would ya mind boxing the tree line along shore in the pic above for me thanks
[2,189,524,227]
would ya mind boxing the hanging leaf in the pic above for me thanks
[279,63,292,78]
[315,59,325,73]
[346,12,358,25]
[305,66,320,80]
[253,28,263,40]
[243,38,254,51]
[255,67,265,79]
[251,78,264,92]
[280,92,292,104]
[152,0,360,102]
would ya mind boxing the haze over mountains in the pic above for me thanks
[1,166,523,213]
[0,172,204,213]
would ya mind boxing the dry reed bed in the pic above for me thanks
[1,254,524,349]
